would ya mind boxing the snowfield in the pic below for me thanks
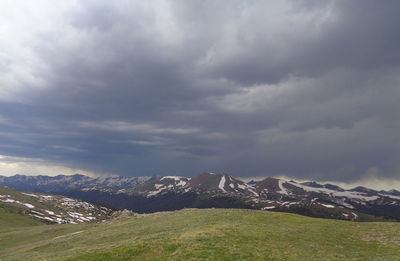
[218,176,227,192]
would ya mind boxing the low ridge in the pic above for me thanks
[0,185,114,224]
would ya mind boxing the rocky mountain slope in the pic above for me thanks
[0,185,114,224]
[1,173,400,221]
[253,177,400,221]
[120,173,400,221]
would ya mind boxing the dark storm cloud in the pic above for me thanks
[0,0,399,182]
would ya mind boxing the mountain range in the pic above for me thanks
[1,173,400,221]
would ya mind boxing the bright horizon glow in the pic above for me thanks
[0,155,102,178]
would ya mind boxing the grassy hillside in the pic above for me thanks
[0,185,112,224]
[1,208,400,260]
[0,207,44,230]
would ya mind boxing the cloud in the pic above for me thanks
[0,0,399,183]
[0,155,99,177]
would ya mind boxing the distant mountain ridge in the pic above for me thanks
[0,174,151,193]
[1,173,399,222]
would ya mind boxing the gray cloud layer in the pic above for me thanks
[0,0,399,181]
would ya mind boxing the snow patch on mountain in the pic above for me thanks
[278,180,289,195]
[379,193,400,200]
[160,176,184,181]
[176,180,187,187]
[238,183,259,197]
[287,181,379,201]
[218,176,226,192]
[147,187,167,197]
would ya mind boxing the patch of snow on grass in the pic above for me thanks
[320,204,335,208]
[31,210,43,216]
[45,210,55,215]
[263,206,276,210]
[23,203,34,208]
[68,212,84,219]
[79,216,91,221]
[30,214,56,223]
[1,197,36,209]
[21,192,39,198]
[43,217,54,222]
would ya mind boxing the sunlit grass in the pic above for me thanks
[1,208,400,260]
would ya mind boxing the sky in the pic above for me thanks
[0,0,399,187]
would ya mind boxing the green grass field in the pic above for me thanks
[1,208,400,260]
